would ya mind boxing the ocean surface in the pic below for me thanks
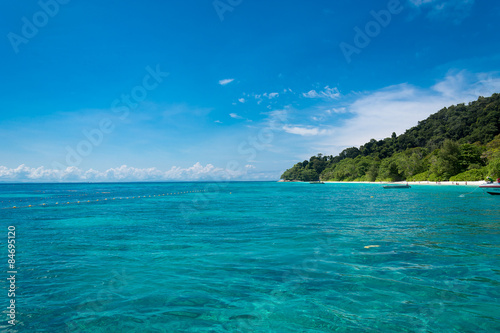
[0,182,499,332]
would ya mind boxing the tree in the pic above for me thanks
[300,169,319,181]
[377,157,402,181]
[393,148,428,178]
[339,147,361,160]
[429,140,461,179]
[482,134,500,161]
[459,143,485,170]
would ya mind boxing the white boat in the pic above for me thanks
[479,182,500,195]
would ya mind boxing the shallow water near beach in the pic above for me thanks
[1,182,499,332]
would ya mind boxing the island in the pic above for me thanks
[281,93,500,182]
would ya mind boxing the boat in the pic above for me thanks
[383,184,411,189]
[479,179,500,195]
[309,181,325,184]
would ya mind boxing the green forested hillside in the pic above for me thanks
[280,93,500,182]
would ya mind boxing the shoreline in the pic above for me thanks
[279,180,485,186]
[326,181,484,186]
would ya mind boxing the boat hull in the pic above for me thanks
[383,185,411,189]
[487,191,500,195]
[479,184,500,195]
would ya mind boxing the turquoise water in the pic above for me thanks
[1,182,499,332]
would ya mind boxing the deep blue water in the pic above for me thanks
[0,182,499,332]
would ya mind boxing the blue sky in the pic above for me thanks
[1,0,500,181]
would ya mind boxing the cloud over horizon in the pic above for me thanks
[0,163,257,182]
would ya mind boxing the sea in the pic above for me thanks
[0,181,499,332]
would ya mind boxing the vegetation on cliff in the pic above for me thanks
[281,94,500,182]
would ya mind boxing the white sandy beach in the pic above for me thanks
[322,180,485,186]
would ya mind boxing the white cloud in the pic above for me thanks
[330,107,348,114]
[302,86,341,99]
[315,70,500,153]
[282,125,331,136]
[219,78,234,86]
[247,91,284,105]
[263,92,277,99]
[303,91,319,98]
[0,163,255,182]
[229,113,243,119]
[238,98,246,103]
[311,107,350,122]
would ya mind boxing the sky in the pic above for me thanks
[1,0,500,182]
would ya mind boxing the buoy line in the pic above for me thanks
[1,190,209,210]
[0,191,123,204]
[458,186,481,198]
[0,189,211,204]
